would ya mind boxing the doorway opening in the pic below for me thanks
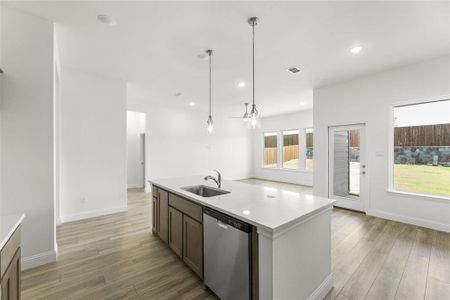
[127,111,147,189]
[328,124,367,212]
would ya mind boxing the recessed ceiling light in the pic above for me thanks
[350,46,362,54]
[188,102,195,107]
[287,67,301,74]
[300,102,306,106]
[174,92,182,97]
[97,14,117,26]
[238,82,246,88]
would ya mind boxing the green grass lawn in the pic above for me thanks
[394,164,450,197]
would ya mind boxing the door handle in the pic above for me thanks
[217,221,228,229]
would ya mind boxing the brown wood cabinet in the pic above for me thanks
[152,192,158,234]
[151,184,204,279]
[152,186,169,244]
[182,215,203,278]
[1,226,22,300]
[158,189,169,244]
[1,249,20,300]
[168,207,183,258]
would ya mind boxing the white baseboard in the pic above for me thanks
[308,273,333,300]
[60,205,128,223]
[367,209,450,233]
[225,174,253,181]
[22,249,57,270]
[127,183,143,189]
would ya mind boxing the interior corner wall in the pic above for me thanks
[252,110,313,186]
[1,6,56,268]
[313,55,450,232]
[127,99,253,192]
[127,111,146,188]
[59,67,127,223]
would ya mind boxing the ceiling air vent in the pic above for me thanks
[287,67,301,74]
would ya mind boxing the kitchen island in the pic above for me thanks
[1,213,25,300]
[150,176,334,300]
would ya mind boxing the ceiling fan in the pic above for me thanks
[229,103,250,122]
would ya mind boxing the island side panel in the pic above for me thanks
[258,232,274,299]
[258,208,333,300]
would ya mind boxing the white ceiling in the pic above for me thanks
[5,1,450,117]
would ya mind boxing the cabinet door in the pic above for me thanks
[1,249,21,300]
[152,196,158,235]
[158,189,169,244]
[183,215,203,278]
[168,207,183,258]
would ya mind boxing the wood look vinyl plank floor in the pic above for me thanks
[22,180,450,300]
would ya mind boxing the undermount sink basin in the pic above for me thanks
[181,185,230,197]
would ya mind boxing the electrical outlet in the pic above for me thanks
[80,197,87,204]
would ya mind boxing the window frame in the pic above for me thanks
[260,128,313,172]
[281,129,300,170]
[304,128,314,172]
[388,95,450,200]
[262,131,279,169]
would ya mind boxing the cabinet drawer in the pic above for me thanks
[1,226,21,278]
[169,193,202,223]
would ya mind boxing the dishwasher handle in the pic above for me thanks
[217,221,229,229]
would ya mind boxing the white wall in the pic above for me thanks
[314,55,450,232]
[0,3,3,217]
[127,99,252,192]
[0,6,56,268]
[59,67,127,223]
[252,110,313,186]
[127,111,146,188]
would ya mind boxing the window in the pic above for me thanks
[305,128,314,171]
[263,132,278,168]
[282,130,299,169]
[393,99,450,198]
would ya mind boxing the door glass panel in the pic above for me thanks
[333,129,360,198]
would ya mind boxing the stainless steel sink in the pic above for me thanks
[181,185,230,197]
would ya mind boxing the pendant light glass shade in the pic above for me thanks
[206,49,214,133]
[248,17,261,129]
[206,115,213,133]
[249,103,259,129]
[242,102,249,122]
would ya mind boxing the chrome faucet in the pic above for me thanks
[204,170,222,188]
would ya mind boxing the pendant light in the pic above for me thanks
[248,17,261,129]
[243,102,249,122]
[206,49,214,133]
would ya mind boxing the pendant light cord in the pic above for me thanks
[252,21,255,107]
[209,50,212,116]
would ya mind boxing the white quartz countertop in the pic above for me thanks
[0,213,25,249]
[150,176,334,234]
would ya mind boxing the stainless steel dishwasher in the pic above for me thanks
[203,207,251,300]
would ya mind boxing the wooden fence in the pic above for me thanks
[264,148,277,166]
[264,145,299,166]
[306,132,313,148]
[394,124,450,147]
[349,130,360,148]
[283,145,299,162]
